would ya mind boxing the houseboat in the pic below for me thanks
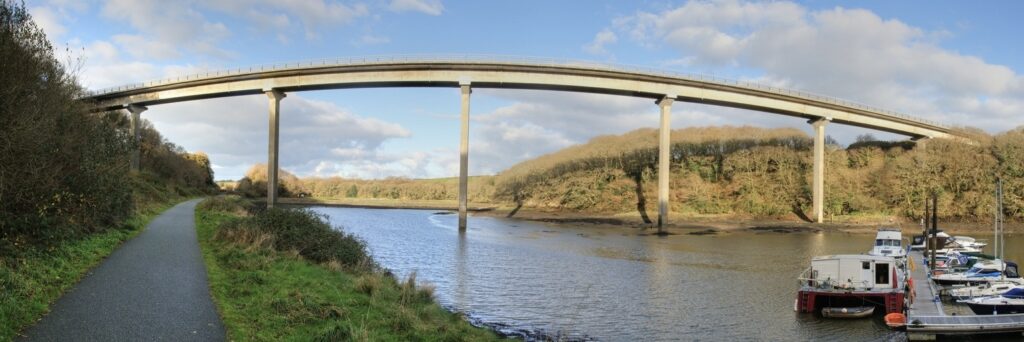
[795,254,906,316]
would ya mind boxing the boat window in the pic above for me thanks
[1007,264,1020,278]
[876,263,890,285]
[862,261,870,270]
[875,239,883,246]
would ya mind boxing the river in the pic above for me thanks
[311,206,1023,341]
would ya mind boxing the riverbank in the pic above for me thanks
[2,190,200,341]
[281,197,1019,235]
[195,196,505,341]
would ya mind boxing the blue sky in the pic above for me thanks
[28,0,1024,180]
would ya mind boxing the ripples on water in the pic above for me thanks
[312,207,1021,341]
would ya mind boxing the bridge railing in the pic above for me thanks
[83,54,949,129]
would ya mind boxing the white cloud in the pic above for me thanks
[609,0,1024,134]
[388,0,444,16]
[583,28,618,55]
[141,94,414,180]
[29,6,66,41]
[102,0,233,59]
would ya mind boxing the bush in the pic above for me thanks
[0,1,133,248]
[197,195,252,214]
[217,208,374,270]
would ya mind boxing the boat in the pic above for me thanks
[910,230,950,251]
[821,306,875,318]
[952,235,987,249]
[795,255,906,315]
[949,282,1024,300]
[910,235,927,250]
[961,288,1024,315]
[932,260,1021,286]
[868,228,906,258]
[884,312,907,329]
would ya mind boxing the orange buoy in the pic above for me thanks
[885,313,907,329]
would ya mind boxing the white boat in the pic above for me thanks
[960,288,1024,315]
[932,260,1021,286]
[869,228,906,258]
[952,236,987,249]
[949,282,1024,300]
[910,230,950,250]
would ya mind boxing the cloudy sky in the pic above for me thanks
[28,0,1024,180]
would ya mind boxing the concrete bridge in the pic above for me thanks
[82,55,960,231]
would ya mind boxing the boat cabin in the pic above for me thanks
[796,254,906,314]
[870,228,905,258]
[806,254,903,291]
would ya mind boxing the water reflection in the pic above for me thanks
[314,207,1021,341]
[455,232,467,310]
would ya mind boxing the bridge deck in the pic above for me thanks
[905,251,1024,338]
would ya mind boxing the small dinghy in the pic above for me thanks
[884,313,907,329]
[821,306,875,318]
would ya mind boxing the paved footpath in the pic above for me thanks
[19,199,226,341]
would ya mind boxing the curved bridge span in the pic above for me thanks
[82,56,960,228]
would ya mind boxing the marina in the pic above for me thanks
[905,248,1024,339]
[794,219,1024,340]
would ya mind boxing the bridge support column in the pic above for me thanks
[266,89,286,209]
[656,96,674,232]
[126,104,147,173]
[458,83,471,232]
[912,135,931,149]
[809,118,830,223]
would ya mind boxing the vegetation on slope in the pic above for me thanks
[196,196,504,341]
[246,125,1024,225]
[233,163,497,205]
[491,126,1024,223]
[0,2,217,339]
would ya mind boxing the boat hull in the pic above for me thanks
[966,303,1024,315]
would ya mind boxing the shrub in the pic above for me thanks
[216,208,374,270]
[197,195,252,214]
[0,1,132,248]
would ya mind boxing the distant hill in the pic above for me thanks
[272,125,1023,224]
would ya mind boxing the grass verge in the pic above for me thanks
[195,196,504,341]
[0,187,196,341]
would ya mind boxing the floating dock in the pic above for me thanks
[905,251,1024,340]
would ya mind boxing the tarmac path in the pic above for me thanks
[19,199,225,341]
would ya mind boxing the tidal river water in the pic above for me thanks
[311,207,1023,341]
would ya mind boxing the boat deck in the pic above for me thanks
[905,250,1024,339]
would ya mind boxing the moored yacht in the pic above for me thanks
[932,259,1021,286]
[960,288,1024,315]
[949,282,1024,300]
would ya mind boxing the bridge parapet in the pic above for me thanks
[83,54,948,130]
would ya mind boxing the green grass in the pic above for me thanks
[195,199,505,341]
[0,196,187,341]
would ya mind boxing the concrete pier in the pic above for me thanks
[809,118,829,223]
[656,96,674,231]
[266,89,286,209]
[458,83,471,232]
[126,104,147,173]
